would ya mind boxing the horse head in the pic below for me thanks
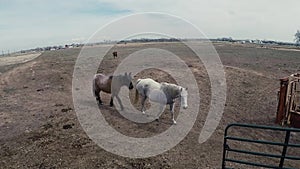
[180,87,188,109]
[124,72,134,90]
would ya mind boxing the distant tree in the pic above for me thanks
[295,30,300,44]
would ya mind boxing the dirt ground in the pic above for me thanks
[0,53,41,67]
[0,42,300,169]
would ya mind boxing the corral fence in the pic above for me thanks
[277,73,300,128]
[222,123,300,169]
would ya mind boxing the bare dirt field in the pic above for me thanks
[0,42,300,169]
[0,53,41,67]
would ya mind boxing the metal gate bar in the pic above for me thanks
[222,123,300,169]
[226,136,300,147]
[224,158,293,169]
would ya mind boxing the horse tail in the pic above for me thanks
[92,75,97,97]
[134,79,142,103]
[134,88,139,103]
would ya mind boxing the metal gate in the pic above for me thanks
[276,73,300,128]
[222,123,300,169]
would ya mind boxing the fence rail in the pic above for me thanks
[222,123,300,169]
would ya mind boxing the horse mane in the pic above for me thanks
[160,82,181,98]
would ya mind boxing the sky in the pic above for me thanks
[0,0,299,52]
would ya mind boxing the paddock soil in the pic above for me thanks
[1,42,300,169]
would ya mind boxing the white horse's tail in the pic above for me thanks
[92,75,97,97]
[134,79,141,103]
[134,88,139,103]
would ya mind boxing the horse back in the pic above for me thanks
[136,78,160,89]
[136,78,161,97]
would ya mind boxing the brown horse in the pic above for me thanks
[93,72,133,109]
[113,51,118,58]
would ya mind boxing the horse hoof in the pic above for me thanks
[142,111,145,114]
[173,120,177,124]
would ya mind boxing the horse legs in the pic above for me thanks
[170,103,176,124]
[95,90,103,105]
[110,96,114,107]
[155,103,165,121]
[141,96,147,114]
[115,95,124,110]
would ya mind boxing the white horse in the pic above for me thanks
[134,78,188,124]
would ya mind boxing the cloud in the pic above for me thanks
[0,0,128,50]
[97,0,300,41]
[0,0,299,51]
